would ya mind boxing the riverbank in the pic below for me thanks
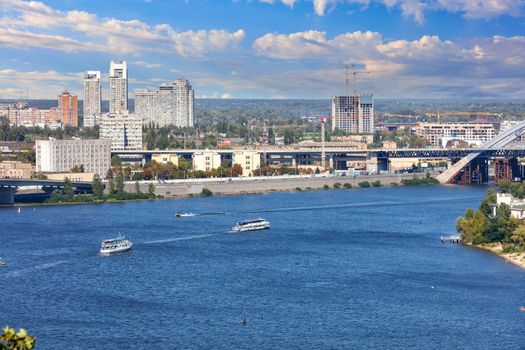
[467,242,525,270]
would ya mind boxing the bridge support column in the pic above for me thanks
[452,158,488,185]
[0,187,16,205]
[493,158,520,182]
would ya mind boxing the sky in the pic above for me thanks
[0,0,525,100]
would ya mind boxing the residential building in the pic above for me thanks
[99,112,143,151]
[0,161,34,179]
[135,79,194,127]
[36,139,111,177]
[109,60,128,113]
[331,94,374,134]
[83,71,101,127]
[192,151,221,172]
[414,122,496,147]
[46,172,95,182]
[152,154,179,165]
[496,192,525,219]
[232,150,261,176]
[6,103,61,129]
[58,90,78,127]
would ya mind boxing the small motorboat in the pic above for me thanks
[0,258,7,267]
[176,213,195,217]
[520,307,525,312]
[100,234,133,256]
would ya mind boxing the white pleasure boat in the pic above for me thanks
[100,234,133,255]
[232,218,271,232]
[0,258,6,267]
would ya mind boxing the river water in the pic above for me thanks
[1,185,524,349]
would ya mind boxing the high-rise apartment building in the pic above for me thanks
[36,139,111,176]
[109,60,128,114]
[135,79,194,128]
[99,112,142,151]
[58,90,78,127]
[83,71,101,127]
[331,94,374,134]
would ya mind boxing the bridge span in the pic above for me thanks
[0,179,93,205]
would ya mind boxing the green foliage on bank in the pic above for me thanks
[456,186,525,252]
[45,174,157,204]
[200,188,213,197]
[371,180,382,187]
[358,181,371,188]
[1,326,35,350]
[401,173,439,186]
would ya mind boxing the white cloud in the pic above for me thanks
[132,61,163,69]
[0,0,245,57]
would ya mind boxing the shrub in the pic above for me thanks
[305,187,312,190]
[200,188,213,197]
[390,182,398,186]
[323,184,330,190]
[294,187,302,191]
[333,182,342,189]
[343,183,352,189]
[371,180,382,187]
[358,181,371,188]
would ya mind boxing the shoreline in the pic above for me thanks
[465,242,525,270]
[5,178,440,208]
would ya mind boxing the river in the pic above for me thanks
[1,185,524,349]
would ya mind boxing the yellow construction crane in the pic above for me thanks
[351,70,370,132]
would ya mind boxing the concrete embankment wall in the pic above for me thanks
[125,172,437,197]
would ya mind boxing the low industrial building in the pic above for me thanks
[232,150,261,176]
[0,161,34,179]
[192,151,221,172]
[36,139,111,177]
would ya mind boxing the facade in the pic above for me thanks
[99,112,143,151]
[0,161,34,179]
[135,79,194,127]
[36,139,111,177]
[192,151,221,172]
[331,94,374,134]
[83,71,101,127]
[109,60,128,114]
[7,103,61,129]
[232,150,261,176]
[152,154,179,165]
[496,193,525,220]
[59,90,78,127]
[46,172,95,182]
[414,122,496,147]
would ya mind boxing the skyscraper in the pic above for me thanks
[83,71,101,127]
[109,60,128,114]
[135,79,194,128]
[331,94,374,134]
[99,112,143,151]
[58,90,78,127]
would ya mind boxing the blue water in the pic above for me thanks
[1,186,524,349]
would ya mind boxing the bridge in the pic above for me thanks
[0,179,93,205]
[436,120,525,184]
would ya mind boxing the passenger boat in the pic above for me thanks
[232,218,271,232]
[0,258,6,267]
[176,213,195,217]
[100,234,133,255]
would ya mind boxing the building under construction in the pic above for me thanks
[331,94,374,134]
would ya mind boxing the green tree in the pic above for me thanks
[63,177,73,197]
[147,183,155,198]
[111,155,122,166]
[106,168,114,180]
[115,172,125,195]
[0,326,35,350]
[200,188,213,196]
[135,181,141,194]
[108,179,115,194]
[479,188,496,217]
[92,174,104,198]
[510,224,525,250]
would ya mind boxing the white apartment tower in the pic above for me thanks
[99,112,143,151]
[109,60,128,114]
[135,79,194,128]
[331,94,374,134]
[83,71,101,127]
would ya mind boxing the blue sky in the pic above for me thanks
[0,0,524,99]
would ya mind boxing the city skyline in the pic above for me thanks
[0,0,524,100]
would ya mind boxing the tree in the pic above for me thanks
[510,224,525,250]
[63,177,73,197]
[111,155,122,166]
[231,163,243,177]
[135,181,141,193]
[1,326,35,350]
[479,188,496,217]
[108,179,115,194]
[147,183,155,198]
[106,168,113,180]
[115,172,125,195]
[200,188,213,196]
[92,174,104,198]
[70,165,80,173]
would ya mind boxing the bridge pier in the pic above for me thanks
[450,157,488,185]
[494,158,522,182]
[0,186,17,205]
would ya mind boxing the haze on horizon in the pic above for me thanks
[0,0,524,100]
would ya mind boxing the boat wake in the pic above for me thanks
[3,259,69,277]
[141,233,217,244]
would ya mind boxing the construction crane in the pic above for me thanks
[350,70,370,132]
[329,63,356,97]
